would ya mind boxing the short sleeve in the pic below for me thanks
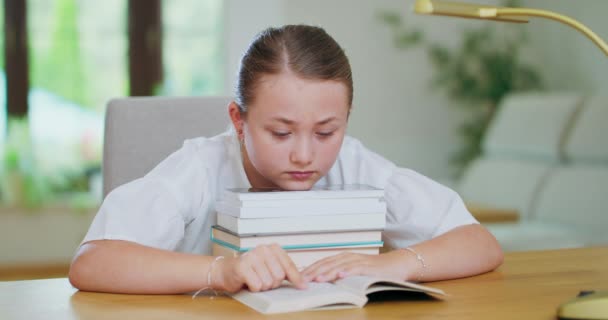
[382,168,479,249]
[81,140,208,251]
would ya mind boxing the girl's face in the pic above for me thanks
[230,71,350,191]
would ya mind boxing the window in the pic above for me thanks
[161,0,224,96]
[1,1,224,209]
[0,3,5,141]
[27,0,126,181]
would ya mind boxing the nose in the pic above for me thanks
[289,136,314,166]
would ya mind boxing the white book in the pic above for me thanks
[216,212,386,235]
[212,243,380,270]
[222,196,385,208]
[231,275,445,314]
[222,184,384,202]
[211,225,383,249]
[215,199,386,218]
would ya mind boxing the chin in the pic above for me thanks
[277,180,316,191]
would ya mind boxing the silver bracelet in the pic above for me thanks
[208,255,225,288]
[403,247,428,282]
[192,255,225,299]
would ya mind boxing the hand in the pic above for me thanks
[214,244,307,293]
[301,251,409,283]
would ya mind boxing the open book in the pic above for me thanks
[231,275,445,314]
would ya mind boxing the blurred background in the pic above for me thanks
[0,0,606,280]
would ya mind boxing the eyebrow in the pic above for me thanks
[271,117,339,125]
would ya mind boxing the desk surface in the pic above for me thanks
[2,247,607,320]
[466,203,520,223]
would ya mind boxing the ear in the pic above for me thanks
[228,101,245,138]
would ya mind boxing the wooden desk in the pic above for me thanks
[466,203,520,223]
[2,247,607,320]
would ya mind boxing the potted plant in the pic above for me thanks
[0,117,50,209]
[379,0,543,177]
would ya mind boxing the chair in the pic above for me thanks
[102,96,232,197]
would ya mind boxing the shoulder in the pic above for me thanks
[144,130,235,195]
[183,131,233,157]
[329,135,397,187]
[176,130,235,170]
[385,168,453,201]
[335,136,454,199]
[339,136,395,166]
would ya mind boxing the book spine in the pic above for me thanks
[211,226,383,247]
[211,234,383,252]
[216,212,386,234]
[228,197,385,208]
[223,190,385,201]
[212,243,380,269]
[215,200,387,218]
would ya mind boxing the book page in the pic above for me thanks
[231,282,367,314]
[334,276,445,296]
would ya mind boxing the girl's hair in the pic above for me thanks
[235,24,353,113]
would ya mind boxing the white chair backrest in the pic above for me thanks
[102,96,232,197]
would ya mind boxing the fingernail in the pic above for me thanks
[338,271,348,278]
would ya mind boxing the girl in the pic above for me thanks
[69,24,503,294]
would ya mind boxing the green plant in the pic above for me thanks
[0,118,50,208]
[0,117,100,211]
[379,0,543,177]
[33,0,89,107]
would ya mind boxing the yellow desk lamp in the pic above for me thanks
[413,0,608,57]
[413,1,608,319]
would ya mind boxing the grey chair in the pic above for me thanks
[102,96,232,197]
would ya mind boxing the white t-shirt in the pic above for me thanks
[82,131,478,254]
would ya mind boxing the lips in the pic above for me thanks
[288,171,314,180]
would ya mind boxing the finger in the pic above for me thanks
[313,255,365,282]
[250,248,276,291]
[272,245,306,289]
[241,249,272,292]
[304,253,359,281]
[242,265,263,292]
[315,261,365,282]
[302,255,341,279]
[263,245,287,289]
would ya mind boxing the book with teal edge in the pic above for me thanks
[211,226,383,252]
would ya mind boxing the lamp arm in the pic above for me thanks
[483,8,608,56]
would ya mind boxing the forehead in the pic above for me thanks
[248,72,350,118]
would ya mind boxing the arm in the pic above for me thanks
[69,240,306,294]
[302,224,503,282]
[69,240,215,294]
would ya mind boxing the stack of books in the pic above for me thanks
[211,184,386,269]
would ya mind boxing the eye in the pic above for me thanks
[272,131,291,138]
[316,131,335,138]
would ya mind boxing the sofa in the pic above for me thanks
[456,92,608,251]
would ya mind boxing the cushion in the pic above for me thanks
[564,95,608,163]
[457,158,552,220]
[533,165,608,245]
[487,222,587,252]
[483,92,582,162]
